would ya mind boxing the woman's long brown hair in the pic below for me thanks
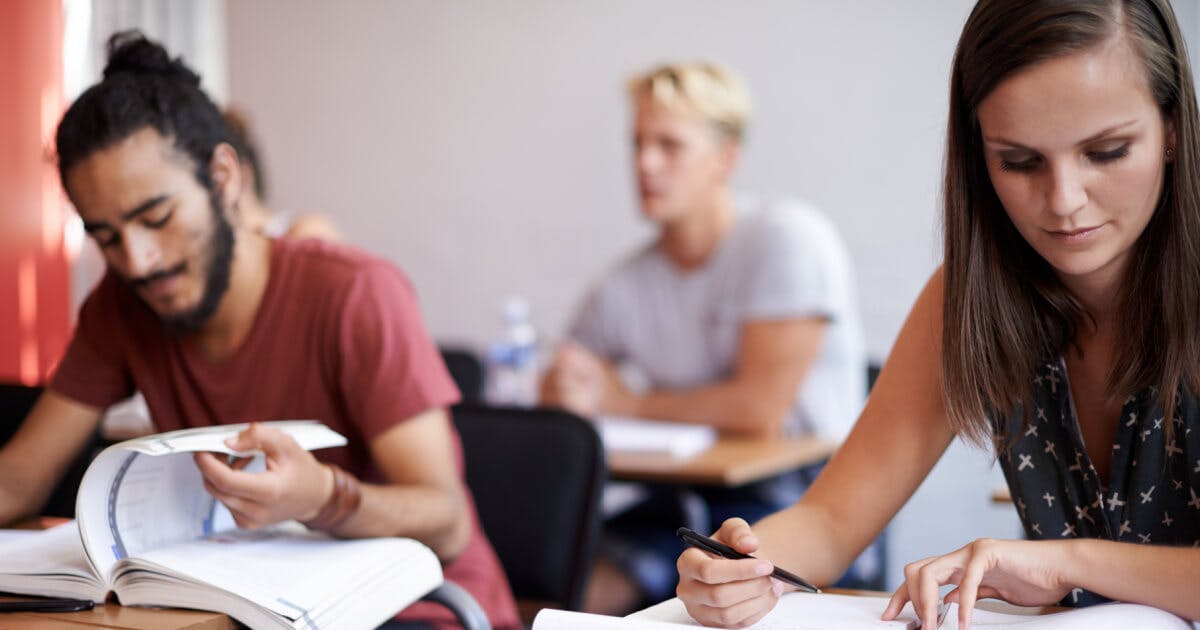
[943,0,1200,448]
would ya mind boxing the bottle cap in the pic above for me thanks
[503,297,530,323]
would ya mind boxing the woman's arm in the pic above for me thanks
[677,267,958,627]
[1066,539,1200,620]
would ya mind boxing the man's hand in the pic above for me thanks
[193,423,334,529]
[540,342,635,416]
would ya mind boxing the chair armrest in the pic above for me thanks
[419,581,493,630]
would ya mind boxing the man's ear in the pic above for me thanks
[208,142,243,218]
[717,138,742,181]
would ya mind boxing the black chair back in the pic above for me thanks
[440,348,486,403]
[0,383,97,518]
[867,362,882,394]
[0,383,42,442]
[451,404,605,613]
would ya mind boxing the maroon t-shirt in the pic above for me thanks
[51,238,520,629]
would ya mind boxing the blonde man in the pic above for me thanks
[541,62,871,614]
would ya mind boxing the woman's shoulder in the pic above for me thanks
[915,264,946,316]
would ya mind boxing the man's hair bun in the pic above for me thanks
[102,30,201,87]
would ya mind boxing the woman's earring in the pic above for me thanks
[1166,147,1175,161]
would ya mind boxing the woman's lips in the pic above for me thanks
[1047,224,1103,244]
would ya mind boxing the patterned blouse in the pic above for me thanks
[992,358,1200,607]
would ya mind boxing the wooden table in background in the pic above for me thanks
[607,435,838,486]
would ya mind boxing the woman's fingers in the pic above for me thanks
[953,553,990,630]
[713,517,759,553]
[916,557,947,628]
[882,582,912,620]
[688,583,781,628]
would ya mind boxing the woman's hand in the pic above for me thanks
[882,538,1074,630]
[676,518,785,628]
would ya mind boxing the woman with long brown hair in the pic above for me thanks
[675,1,1200,627]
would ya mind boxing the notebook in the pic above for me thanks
[532,592,1192,630]
[595,415,717,459]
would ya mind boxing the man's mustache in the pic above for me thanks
[127,262,187,288]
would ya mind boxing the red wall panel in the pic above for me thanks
[0,1,70,385]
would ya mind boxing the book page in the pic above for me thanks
[74,421,346,584]
[111,524,442,630]
[76,449,228,582]
[120,420,346,457]
[0,522,106,601]
[0,528,39,546]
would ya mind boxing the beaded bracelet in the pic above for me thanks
[303,463,362,532]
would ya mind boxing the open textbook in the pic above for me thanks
[533,592,1192,630]
[0,421,443,630]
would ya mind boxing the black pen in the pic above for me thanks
[0,598,95,613]
[677,527,820,594]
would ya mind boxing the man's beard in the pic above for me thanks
[159,196,236,335]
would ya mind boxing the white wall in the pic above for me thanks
[224,0,1193,591]
[226,0,973,360]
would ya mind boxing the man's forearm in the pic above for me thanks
[330,482,471,563]
[0,451,56,526]
[628,379,789,437]
[0,483,40,527]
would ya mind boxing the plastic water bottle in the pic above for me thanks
[486,297,540,406]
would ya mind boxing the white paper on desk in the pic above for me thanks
[613,595,1193,630]
[534,608,690,630]
[533,594,918,629]
[595,415,716,459]
[629,594,918,629]
[937,601,1191,629]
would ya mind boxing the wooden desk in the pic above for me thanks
[607,435,838,486]
[0,595,234,630]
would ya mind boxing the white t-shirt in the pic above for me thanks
[569,196,866,440]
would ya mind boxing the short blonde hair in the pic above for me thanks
[628,62,751,143]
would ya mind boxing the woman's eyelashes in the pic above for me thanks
[999,156,1040,173]
[1087,143,1130,164]
[996,143,1132,173]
